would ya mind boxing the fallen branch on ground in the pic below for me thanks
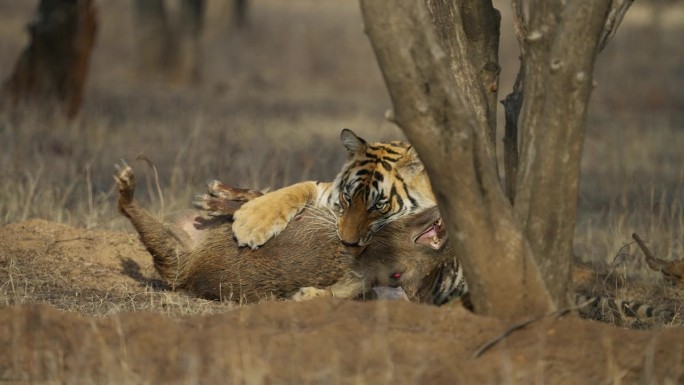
[473,298,595,358]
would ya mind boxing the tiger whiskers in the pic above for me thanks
[301,205,337,226]
[297,206,338,242]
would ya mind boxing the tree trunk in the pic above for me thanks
[359,0,632,320]
[513,0,615,306]
[132,0,206,85]
[360,0,555,320]
[133,0,172,80]
[424,0,501,180]
[1,0,97,119]
[233,0,249,29]
[171,0,206,83]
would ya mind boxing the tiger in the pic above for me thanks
[202,180,677,328]
[232,128,436,254]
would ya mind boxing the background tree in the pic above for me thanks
[132,0,206,84]
[359,0,632,320]
[132,0,171,80]
[232,0,249,29]
[1,0,97,119]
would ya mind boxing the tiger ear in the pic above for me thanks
[397,146,424,175]
[340,128,367,156]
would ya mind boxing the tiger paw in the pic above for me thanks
[292,287,331,301]
[231,194,300,249]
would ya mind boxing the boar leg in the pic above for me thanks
[193,179,263,217]
[115,161,189,283]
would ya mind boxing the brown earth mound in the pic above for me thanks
[1,220,684,384]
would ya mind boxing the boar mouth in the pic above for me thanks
[413,217,445,250]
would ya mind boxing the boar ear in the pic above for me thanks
[340,128,367,156]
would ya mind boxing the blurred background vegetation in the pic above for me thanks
[0,0,681,278]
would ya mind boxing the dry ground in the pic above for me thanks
[1,0,684,383]
[2,219,684,384]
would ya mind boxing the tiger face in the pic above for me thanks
[331,129,435,254]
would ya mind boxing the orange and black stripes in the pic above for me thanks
[330,140,421,241]
[329,129,435,249]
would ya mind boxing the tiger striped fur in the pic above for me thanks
[410,260,675,326]
[573,292,676,327]
[232,129,435,253]
[202,179,675,327]
[422,262,675,326]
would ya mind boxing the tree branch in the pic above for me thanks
[360,0,555,320]
[510,0,528,55]
[473,297,594,358]
[598,0,634,54]
[424,0,500,178]
[460,0,501,150]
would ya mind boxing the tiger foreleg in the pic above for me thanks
[292,271,367,301]
[232,181,330,249]
[292,287,332,301]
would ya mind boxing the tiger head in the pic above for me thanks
[331,129,435,254]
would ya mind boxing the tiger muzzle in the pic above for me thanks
[340,239,367,255]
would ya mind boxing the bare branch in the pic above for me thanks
[473,297,594,358]
[510,0,528,53]
[632,233,671,271]
[632,233,684,288]
[460,0,502,149]
[424,0,500,176]
[598,0,634,54]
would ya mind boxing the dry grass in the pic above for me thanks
[0,0,683,323]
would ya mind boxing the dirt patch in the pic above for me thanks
[1,220,684,384]
[0,219,231,315]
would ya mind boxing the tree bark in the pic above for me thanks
[1,0,97,119]
[133,0,171,80]
[424,0,501,179]
[172,0,206,83]
[501,0,527,204]
[513,0,614,305]
[360,0,555,320]
[501,68,522,204]
[132,0,206,85]
[233,0,249,29]
[360,0,633,320]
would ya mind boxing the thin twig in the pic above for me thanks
[473,298,594,358]
[136,155,165,221]
[86,163,94,228]
[21,164,44,221]
[594,240,636,292]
